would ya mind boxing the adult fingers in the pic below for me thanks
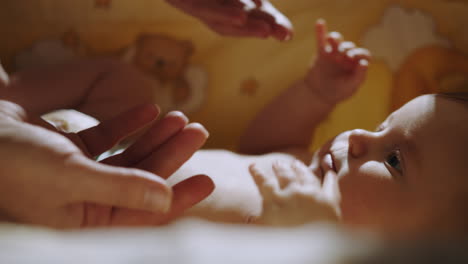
[136,123,209,179]
[258,0,293,41]
[231,0,249,9]
[108,174,215,226]
[81,202,113,228]
[272,24,293,41]
[249,9,291,41]
[67,154,172,213]
[204,0,293,40]
[168,0,247,25]
[198,4,247,25]
[207,17,271,38]
[159,175,215,223]
[78,104,159,157]
[103,111,188,167]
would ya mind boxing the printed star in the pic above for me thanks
[240,77,260,96]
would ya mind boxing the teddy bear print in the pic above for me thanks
[121,33,207,114]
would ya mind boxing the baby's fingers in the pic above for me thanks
[249,163,280,200]
[315,19,328,53]
[321,170,341,218]
[346,57,370,88]
[347,48,371,63]
[338,41,355,56]
[272,161,297,189]
[338,44,371,72]
[326,31,343,54]
[291,160,321,187]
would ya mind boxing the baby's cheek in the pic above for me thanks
[337,172,381,227]
[338,182,367,225]
[339,169,408,230]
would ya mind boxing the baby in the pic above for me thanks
[17,19,466,239]
[164,20,468,239]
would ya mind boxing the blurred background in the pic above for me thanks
[1,0,467,150]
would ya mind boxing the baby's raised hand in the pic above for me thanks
[306,19,371,105]
[249,159,340,226]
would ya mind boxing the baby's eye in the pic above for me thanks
[385,150,402,174]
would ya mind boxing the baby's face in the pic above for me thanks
[308,94,468,238]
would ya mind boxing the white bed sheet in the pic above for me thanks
[0,219,377,264]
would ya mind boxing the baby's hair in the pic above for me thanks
[434,91,468,237]
[436,91,468,107]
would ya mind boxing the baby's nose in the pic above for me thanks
[348,129,372,158]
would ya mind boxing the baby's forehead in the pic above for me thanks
[386,95,433,125]
[415,129,468,191]
[392,94,468,130]
[394,95,468,184]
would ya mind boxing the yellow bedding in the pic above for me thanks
[1,0,467,151]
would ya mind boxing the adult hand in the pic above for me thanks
[166,0,293,41]
[0,101,213,228]
[82,107,215,226]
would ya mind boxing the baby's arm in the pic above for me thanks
[239,19,370,155]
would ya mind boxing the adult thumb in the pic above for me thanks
[67,154,172,213]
